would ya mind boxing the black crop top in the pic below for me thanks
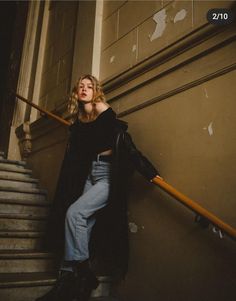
[71,107,117,159]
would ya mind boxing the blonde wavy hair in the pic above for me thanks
[68,74,108,122]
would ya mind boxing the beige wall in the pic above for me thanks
[100,0,236,300]
[100,0,234,81]
[115,71,236,300]
[39,1,78,112]
[15,0,236,300]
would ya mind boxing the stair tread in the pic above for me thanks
[0,272,56,287]
[0,186,47,194]
[89,296,122,301]
[0,250,54,259]
[0,159,27,166]
[0,230,44,238]
[0,213,48,220]
[0,174,38,183]
[0,180,38,190]
[0,164,32,174]
[0,197,50,206]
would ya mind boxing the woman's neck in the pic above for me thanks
[83,102,93,115]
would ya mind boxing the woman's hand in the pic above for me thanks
[150,175,163,182]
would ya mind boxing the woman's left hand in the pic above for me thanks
[150,175,163,182]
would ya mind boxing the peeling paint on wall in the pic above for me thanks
[208,122,214,136]
[150,9,167,42]
[204,88,209,98]
[174,9,187,23]
[132,44,137,52]
[129,222,138,233]
[110,55,115,63]
[203,121,214,136]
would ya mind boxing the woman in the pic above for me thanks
[37,75,161,301]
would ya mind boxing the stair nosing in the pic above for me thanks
[0,159,27,166]
[0,230,45,238]
[0,213,48,220]
[0,175,38,183]
[0,166,32,174]
[0,272,56,288]
[0,179,38,188]
[0,198,50,207]
[0,186,47,195]
[0,250,54,259]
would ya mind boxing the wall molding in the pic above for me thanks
[117,62,236,118]
[102,23,235,102]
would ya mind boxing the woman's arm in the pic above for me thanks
[123,132,162,182]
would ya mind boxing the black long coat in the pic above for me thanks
[45,118,158,278]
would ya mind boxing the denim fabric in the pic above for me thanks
[62,160,111,270]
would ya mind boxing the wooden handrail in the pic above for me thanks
[15,93,71,126]
[15,94,236,241]
[152,177,236,240]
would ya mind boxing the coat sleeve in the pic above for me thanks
[123,132,160,181]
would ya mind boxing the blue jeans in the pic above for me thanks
[61,159,111,270]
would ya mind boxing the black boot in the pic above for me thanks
[73,260,99,301]
[35,270,76,301]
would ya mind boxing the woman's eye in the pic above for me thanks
[79,84,93,89]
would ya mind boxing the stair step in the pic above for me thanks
[0,202,50,215]
[0,273,113,300]
[0,213,47,220]
[0,191,48,204]
[0,285,54,301]
[0,185,47,194]
[0,250,54,259]
[0,214,47,231]
[0,271,56,288]
[0,179,38,190]
[0,170,38,183]
[0,231,44,250]
[0,251,56,273]
[91,276,112,298]
[90,297,121,301]
[0,157,64,300]
[0,163,32,174]
[0,272,56,301]
[0,159,26,167]
[0,231,44,238]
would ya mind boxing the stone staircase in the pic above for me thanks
[0,151,57,300]
[0,151,120,301]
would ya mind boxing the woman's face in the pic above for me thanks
[78,78,94,102]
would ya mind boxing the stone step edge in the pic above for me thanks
[0,166,32,175]
[0,273,111,289]
[0,198,50,207]
[0,175,38,183]
[0,186,47,195]
[0,213,48,221]
[0,272,56,288]
[0,159,27,167]
[0,231,45,238]
[0,250,55,259]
